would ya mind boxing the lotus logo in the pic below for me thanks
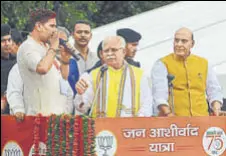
[1,141,23,156]
[96,130,117,156]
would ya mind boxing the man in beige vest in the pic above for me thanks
[151,27,223,116]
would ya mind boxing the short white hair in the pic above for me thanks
[57,26,70,38]
[102,36,126,49]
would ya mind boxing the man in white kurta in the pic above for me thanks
[74,36,153,118]
[17,36,72,115]
[8,26,74,121]
[17,9,72,116]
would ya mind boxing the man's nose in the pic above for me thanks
[176,40,183,46]
[81,32,86,37]
[108,50,114,55]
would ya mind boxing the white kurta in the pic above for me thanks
[17,36,73,115]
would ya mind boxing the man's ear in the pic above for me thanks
[35,22,42,32]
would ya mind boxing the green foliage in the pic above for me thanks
[92,1,176,27]
[1,1,54,30]
[1,1,176,32]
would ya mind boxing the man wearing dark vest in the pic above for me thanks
[117,28,141,68]
[151,27,223,116]
[1,24,16,114]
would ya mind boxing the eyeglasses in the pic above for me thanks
[103,47,123,53]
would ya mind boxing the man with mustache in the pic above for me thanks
[117,28,142,68]
[17,9,72,116]
[74,36,153,118]
[1,24,16,114]
[151,27,223,117]
[68,20,98,95]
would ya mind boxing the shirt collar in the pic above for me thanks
[173,53,192,61]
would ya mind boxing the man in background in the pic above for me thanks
[1,24,16,114]
[117,28,142,68]
[10,29,24,56]
[87,41,103,73]
[68,20,98,95]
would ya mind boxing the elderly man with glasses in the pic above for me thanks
[73,36,153,118]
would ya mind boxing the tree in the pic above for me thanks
[1,1,176,32]
[92,1,176,27]
[1,1,97,31]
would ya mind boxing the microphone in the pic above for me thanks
[59,38,80,61]
[167,74,175,85]
[167,74,175,114]
[87,64,108,116]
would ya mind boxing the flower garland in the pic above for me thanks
[33,113,42,156]
[69,116,75,156]
[46,115,52,156]
[51,114,56,156]
[59,115,64,155]
[79,115,84,156]
[45,114,95,156]
[65,114,71,156]
[54,115,61,155]
[82,115,89,155]
[73,115,80,155]
[89,118,96,155]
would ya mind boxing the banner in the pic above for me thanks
[95,117,226,156]
[1,116,226,156]
[1,115,95,156]
[1,115,47,156]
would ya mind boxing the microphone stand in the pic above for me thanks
[168,81,174,114]
[88,65,108,117]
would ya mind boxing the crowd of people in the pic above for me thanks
[1,9,224,122]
